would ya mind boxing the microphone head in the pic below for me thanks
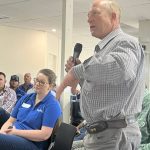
[74,43,82,54]
[73,43,82,60]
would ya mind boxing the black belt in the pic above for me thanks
[85,115,136,134]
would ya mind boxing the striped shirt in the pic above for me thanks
[73,28,145,124]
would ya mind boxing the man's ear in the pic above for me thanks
[111,12,117,20]
[111,12,119,27]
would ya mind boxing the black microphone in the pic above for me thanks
[73,43,82,65]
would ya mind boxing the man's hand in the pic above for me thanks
[56,69,80,99]
[65,56,81,72]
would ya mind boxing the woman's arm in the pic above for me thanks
[6,126,53,142]
[0,117,16,133]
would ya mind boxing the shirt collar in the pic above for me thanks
[34,91,54,104]
[97,27,123,51]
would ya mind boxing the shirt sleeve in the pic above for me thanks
[73,40,142,85]
[42,101,62,128]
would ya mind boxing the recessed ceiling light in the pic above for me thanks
[52,29,56,32]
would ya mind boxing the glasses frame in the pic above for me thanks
[33,78,49,86]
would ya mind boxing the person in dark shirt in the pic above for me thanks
[19,73,33,93]
[9,75,26,100]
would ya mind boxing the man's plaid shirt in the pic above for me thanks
[0,86,17,113]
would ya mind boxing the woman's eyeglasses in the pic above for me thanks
[34,78,49,86]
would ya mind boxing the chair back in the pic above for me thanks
[49,122,77,150]
[47,117,62,149]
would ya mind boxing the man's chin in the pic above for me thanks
[91,32,98,38]
[91,31,95,37]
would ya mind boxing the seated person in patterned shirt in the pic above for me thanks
[19,73,33,93]
[0,72,17,128]
[9,75,26,100]
[137,88,150,150]
[0,69,62,150]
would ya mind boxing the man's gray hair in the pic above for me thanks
[100,0,121,19]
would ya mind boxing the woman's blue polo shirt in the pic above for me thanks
[10,91,62,149]
[11,91,62,130]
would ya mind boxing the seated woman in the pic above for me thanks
[0,69,62,150]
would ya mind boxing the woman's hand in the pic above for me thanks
[0,130,6,134]
[4,128,13,134]
[4,126,16,135]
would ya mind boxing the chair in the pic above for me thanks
[47,117,62,149]
[70,100,83,126]
[48,122,77,150]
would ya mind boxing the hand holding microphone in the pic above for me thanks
[72,43,82,65]
[56,43,83,99]
[65,43,82,72]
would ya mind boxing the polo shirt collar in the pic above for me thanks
[34,91,53,104]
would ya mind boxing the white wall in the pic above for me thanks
[73,33,99,62]
[47,32,61,78]
[0,26,59,85]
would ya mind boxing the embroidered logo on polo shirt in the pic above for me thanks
[37,108,43,113]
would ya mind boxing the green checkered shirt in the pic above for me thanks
[138,89,150,150]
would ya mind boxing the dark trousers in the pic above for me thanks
[0,107,10,128]
[0,107,41,150]
[0,134,39,150]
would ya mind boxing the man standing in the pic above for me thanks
[57,0,145,149]
[0,72,17,128]
[19,73,33,93]
[9,75,25,100]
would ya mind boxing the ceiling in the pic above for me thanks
[0,0,150,38]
